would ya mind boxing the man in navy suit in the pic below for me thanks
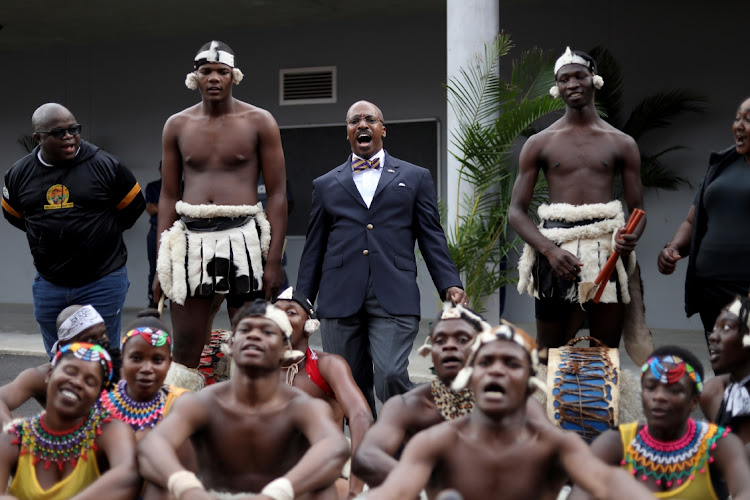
[297,100,466,416]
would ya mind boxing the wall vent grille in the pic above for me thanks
[280,66,336,105]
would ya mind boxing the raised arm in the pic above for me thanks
[366,424,446,500]
[0,367,48,426]
[153,116,184,303]
[137,392,211,498]
[509,135,582,280]
[658,205,695,275]
[351,395,412,487]
[319,355,373,496]
[615,135,646,256]
[283,397,349,496]
[257,109,287,300]
[72,419,139,500]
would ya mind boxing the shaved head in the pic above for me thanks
[346,100,384,122]
[31,103,75,132]
[56,304,84,329]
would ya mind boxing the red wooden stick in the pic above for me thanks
[592,209,644,303]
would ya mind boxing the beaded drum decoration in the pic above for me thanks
[547,336,620,443]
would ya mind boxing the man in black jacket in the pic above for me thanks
[2,103,145,355]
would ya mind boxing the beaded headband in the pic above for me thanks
[417,302,490,357]
[53,342,114,388]
[52,305,105,354]
[641,355,703,394]
[451,321,546,394]
[121,326,172,351]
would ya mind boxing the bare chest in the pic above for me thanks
[178,119,259,171]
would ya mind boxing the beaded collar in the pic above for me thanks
[431,377,474,420]
[99,380,165,431]
[622,418,729,487]
[9,406,110,471]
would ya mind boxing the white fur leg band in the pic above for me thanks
[261,478,294,500]
[168,470,205,499]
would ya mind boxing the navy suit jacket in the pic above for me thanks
[297,152,462,319]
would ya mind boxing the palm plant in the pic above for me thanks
[445,32,563,312]
[589,46,707,191]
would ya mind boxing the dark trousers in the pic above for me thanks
[320,277,419,418]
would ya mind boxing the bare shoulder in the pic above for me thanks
[315,351,352,375]
[234,100,279,127]
[163,105,200,131]
[599,121,638,147]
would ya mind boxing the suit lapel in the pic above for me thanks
[372,152,400,202]
[335,157,368,208]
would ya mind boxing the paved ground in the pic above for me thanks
[0,302,714,418]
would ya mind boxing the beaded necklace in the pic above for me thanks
[99,379,165,431]
[431,377,474,420]
[622,418,730,487]
[9,406,110,471]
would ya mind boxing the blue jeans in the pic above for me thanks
[32,266,130,356]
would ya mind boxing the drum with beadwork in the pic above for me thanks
[546,336,620,443]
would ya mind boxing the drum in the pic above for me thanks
[546,336,620,443]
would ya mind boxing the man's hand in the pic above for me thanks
[657,244,681,275]
[445,287,468,306]
[263,261,285,300]
[545,247,583,281]
[614,228,638,256]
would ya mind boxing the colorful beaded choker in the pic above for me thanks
[99,379,165,431]
[9,406,110,470]
[641,354,703,394]
[622,419,729,486]
[121,326,172,350]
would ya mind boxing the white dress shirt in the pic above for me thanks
[351,149,385,208]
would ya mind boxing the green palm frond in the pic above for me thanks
[444,32,562,312]
[623,90,708,141]
[588,46,625,127]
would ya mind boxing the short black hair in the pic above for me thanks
[231,299,271,331]
[650,345,704,394]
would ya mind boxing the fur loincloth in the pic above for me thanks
[517,201,636,304]
[157,201,271,305]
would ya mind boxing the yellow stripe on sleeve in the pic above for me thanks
[116,183,141,210]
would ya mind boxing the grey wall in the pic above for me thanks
[0,12,448,318]
[499,0,748,331]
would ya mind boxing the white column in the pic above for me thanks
[446,0,500,320]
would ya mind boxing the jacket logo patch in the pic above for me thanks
[2,186,8,199]
[44,184,74,210]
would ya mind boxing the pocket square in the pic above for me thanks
[398,182,406,187]
[387,169,395,173]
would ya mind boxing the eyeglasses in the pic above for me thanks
[346,115,383,126]
[36,124,82,139]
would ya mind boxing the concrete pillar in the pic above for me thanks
[446,0,500,320]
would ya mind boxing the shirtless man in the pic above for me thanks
[0,304,109,425]
[137,299,349,499]
[509,47,645,354]
[351,303,487,487]
[154,40,287,371]
[273,286,373,499]
[366,323,655,500]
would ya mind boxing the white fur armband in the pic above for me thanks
[167,470,205,499]
[260,477,294,500]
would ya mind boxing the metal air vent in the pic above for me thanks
[279,66,336,105]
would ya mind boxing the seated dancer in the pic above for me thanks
[273,286,373,499]
[100,309,187,439]
[0,305,115,426]
[367,323,655,500]
[352,302,488,487]
[702,295,750,448]
[0,342,138,500]
[137,299,349,499]
[569,345,750,500]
